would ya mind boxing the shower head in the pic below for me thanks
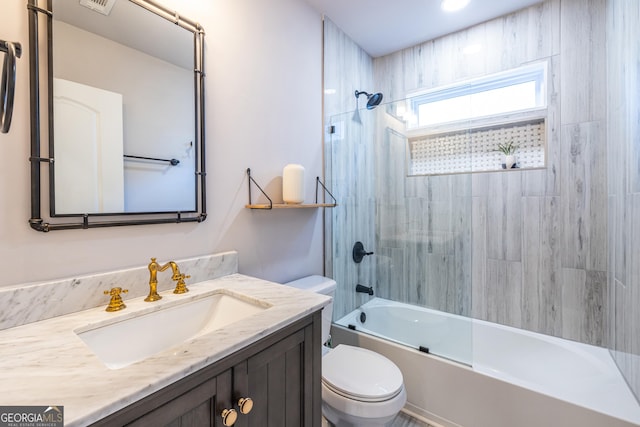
[355,90,384,110]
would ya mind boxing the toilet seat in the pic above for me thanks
[322,345,404,402]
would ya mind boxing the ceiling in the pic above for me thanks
[53,0,193,69]
[303,0,544,57]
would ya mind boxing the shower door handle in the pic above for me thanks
[0,40,22,134]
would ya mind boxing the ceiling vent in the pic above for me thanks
[79,0,117,16]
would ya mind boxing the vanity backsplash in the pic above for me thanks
[0,251,238,331]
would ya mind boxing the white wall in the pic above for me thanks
[0,0,324,287]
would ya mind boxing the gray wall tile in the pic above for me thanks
[539,197,563,336]
[521,197,542,331]
[471,197,487,319]
[560,0,606,124]
[561,268,605,345]
[560,121,607,272]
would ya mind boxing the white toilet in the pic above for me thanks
[285,275,407,427]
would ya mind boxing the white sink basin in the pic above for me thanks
[76,291,270,369]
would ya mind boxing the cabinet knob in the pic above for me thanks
[221,408,238,426]
[238,397,254,414]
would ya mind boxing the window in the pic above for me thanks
[400,62,547,129]
[401,62,548,176]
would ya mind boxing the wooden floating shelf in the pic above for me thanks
[246,168,338,211]
[246,203,337,210]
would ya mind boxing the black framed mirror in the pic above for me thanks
[27,0,206,231]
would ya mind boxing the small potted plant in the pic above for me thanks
[495,140,518,169]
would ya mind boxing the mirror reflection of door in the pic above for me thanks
[53,78,125,214]
[51,0,196,214]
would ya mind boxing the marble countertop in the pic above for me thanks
[0,273,330,426]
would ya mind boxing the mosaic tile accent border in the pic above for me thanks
[408,119,546,175]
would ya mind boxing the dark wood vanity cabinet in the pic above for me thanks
[91,312,322,427]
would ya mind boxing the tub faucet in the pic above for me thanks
[146,258,189,301]
[356,284,374,296]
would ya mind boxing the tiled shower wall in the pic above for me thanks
[371,0,608,346]
[325,0,610,346]
[323,19,377,320]
[607,0,640,400]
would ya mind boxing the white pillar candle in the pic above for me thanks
[282,164,305,204]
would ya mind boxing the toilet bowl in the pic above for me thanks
[285,276,407,427]
[322,344,407,426]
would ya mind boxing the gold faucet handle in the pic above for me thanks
[104,287,128,312]
[173,273,191,294]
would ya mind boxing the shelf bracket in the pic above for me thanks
[246,168,272,209]
[315,177,337,205]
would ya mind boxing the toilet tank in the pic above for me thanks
[284,275,336,346]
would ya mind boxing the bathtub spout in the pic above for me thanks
[356,284,374,295]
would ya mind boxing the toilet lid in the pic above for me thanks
[322,345,403,402]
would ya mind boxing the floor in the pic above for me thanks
[390,411,434,427]
[322,411,434,427]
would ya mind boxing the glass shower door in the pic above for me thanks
[327,96,473,366]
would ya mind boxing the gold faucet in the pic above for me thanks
[104,287,128,312]
[146,258,190,301]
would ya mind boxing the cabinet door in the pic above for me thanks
[91,312,321,427]
[126,369,234,427]
[241,324,316,427]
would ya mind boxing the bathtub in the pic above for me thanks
[332,298,640,427]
